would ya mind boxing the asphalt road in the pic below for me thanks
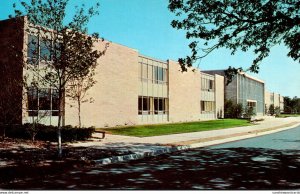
[2,125,300,190]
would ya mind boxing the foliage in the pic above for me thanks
[0,123,95,142]
[168,0,300,81]
[274,106,281,116]
[101,119,251,137]
[243,106,256,120]
[66,70,97,127]
[269,104,275,115]
[224,99,243,118]
[11,0,107,155]
[284,96,300,113]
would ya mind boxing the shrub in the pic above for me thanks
[224,99,244,118]
[1,123,95,142]
[243,106,256,120]
[274,106,281,116]
[269,104,275,115]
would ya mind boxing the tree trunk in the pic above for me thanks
[78,98,81,127]
[57,88,63,158]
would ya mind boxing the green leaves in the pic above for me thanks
[169,0,300,78]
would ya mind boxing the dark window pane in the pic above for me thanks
[28,110,38,116]
[52,89,59,111]
[142,97,150,114]
[40,38,51,61]
[154,98,158,114]
[39,88,51,110]
[28,87,38,110]
[138,96,142,114]
[28,35,39,59]
[52,111,59,116]
[158,98,163,111]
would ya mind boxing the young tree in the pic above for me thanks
[269,104,275,115]
[274,106,281,116]
[168,0,299,81]
[11,0,108,156]
[66,70,97,127]
[244,106,256,120]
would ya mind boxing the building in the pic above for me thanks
[203,70,265,117]
[265,91,284,114]
[0,17,224,128]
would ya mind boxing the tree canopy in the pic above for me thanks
[10,0,107,156]
[168,0,300,80]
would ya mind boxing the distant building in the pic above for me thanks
[203,70,265,117]
[265,91,284,113]
[0,16,224,128]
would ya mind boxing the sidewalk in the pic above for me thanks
[68,117,300,165]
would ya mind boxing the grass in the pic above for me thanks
[277,113,300,118]
[98,119,252,137]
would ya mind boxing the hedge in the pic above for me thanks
[0,123,95,142]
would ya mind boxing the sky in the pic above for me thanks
[0,0,299,97]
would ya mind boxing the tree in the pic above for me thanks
[274,106,281,116]
[224,99,243,118]
[243,106,256,120]
[168,0,300,81]
[66,69,97,127]
[269,104,275,115]
[11,0,108,156]
[284,96,300,114]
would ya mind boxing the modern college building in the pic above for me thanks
[0,17,225,128]
[1,16,287,128]
[203,70,266,116]
[265,91,284,113]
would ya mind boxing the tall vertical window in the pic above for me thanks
[40,38,52,61]
[27,87,60,117]
[28,87,38,116]
[27,35,39,64]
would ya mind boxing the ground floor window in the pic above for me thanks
[138,96,168,115]
[201,101,215,112]
[247,101,257,113]
[27,87,59,116]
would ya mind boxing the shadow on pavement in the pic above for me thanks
[2,147,300,190]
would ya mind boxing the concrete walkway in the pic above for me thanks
[68,117,300,165]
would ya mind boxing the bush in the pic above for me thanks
[0,123,95,142]
[243,106,256,120]
[269,104,275,115]
[224,99,244,118]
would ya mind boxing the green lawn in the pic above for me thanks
[98,119,252,137]
[277,113,300,118]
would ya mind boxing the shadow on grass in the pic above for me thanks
[2,147,300,190]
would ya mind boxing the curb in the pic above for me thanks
[93,121,300,166]
[93,145,190,165]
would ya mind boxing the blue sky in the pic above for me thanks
[1,0,299,97]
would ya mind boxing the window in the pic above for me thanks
[201,101,215,112]
[201,77,215,91]
[209,80,214,90]
[28,87,38,116]
[247,101,256,108]
[138,96,168,115]
[39,88,51,110]
[138,58,167,85]
[27,87,60,117]
[51,89,59,116]
[40,38,52,61]
[138,96,150,114]
[27,35,39,64]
